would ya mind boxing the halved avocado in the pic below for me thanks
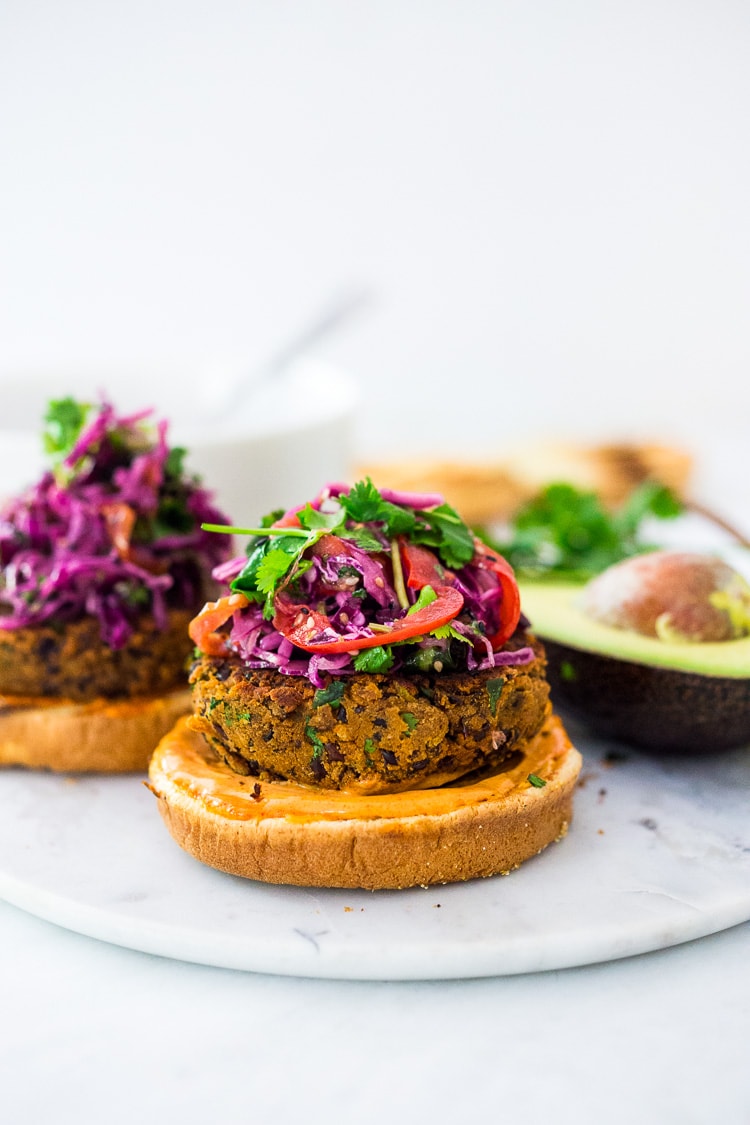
[520,580,750,753]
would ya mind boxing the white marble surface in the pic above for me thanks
[1,717,749,980]
[0,895,746,1125]
[2,2,750,1121]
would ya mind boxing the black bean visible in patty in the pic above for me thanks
[0,609,195,701]
[188,635,551,792]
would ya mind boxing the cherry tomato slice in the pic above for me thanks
[398,539,454,589]
[101,502,136,560]
[271,509,304,529]
[472,538,521,648]
[309,534,350,559]
[189,592,250,656]
[274,585,464,654]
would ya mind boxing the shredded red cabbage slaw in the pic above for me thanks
[0,400,231,648]
[192,481,533,687]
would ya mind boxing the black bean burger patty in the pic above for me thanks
[0,609,195,702]
[188,635,551,793]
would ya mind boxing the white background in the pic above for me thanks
[2,4,750,1123]
[2,1,749,472]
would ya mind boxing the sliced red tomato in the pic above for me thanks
[398,539,454,589]
[189,592,250,656]
[271,591,332,643]
[271,508,303,529]
[272,483,346,529]
[101,502,136,560]
[309,534,350,560]
[307,534,364,592]
[472,538,521,648]
[273,585,464,654]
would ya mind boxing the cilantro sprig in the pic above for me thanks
[202,479,478,615]
[337,480,475,567]
[484,481,683,581]
[230,534,315,618]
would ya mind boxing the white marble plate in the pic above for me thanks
[0,716,748,980]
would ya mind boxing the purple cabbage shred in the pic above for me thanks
[208,482,535,682]
[0,400,232,649]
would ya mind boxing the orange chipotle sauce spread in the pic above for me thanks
[152,715,572,824]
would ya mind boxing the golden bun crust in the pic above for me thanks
[148,712,582,890]
[357,442,693,526]
[0,689,192,773]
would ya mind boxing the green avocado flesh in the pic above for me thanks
[519,580,750,679]
[519,580,750,752]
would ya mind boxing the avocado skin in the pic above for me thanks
[543,640,750,753]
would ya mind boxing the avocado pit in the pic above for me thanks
[580,551,750,644]
[520,553,750,753]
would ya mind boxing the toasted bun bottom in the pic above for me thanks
[148,713,582,889]
[356,443,692,525]
[0,689,192,773]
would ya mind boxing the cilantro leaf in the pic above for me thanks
[353,645,394,673]
[231,533,312,617]
[164,446,187,479]
[254,548,297,594]
[341,479,384,523]
[409,502,475,569]
[305,723,325,760]
[152,496,194,536]
[612,481,683,538]
[313,681,346,709]
[407,585,438,614]
[380,502,416,537]
[422,503,475,568]
[43,397,91,460]
[487,481,684,580]
[431,622,471,644]
[486,676,505,717]
[337,480,475,568]
[345,527,384,552]
[297,502,345,532]
[340,479,416,538]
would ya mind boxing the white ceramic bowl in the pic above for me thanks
[0,358,357,522]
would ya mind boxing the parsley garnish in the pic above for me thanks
[527,773,547,788]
